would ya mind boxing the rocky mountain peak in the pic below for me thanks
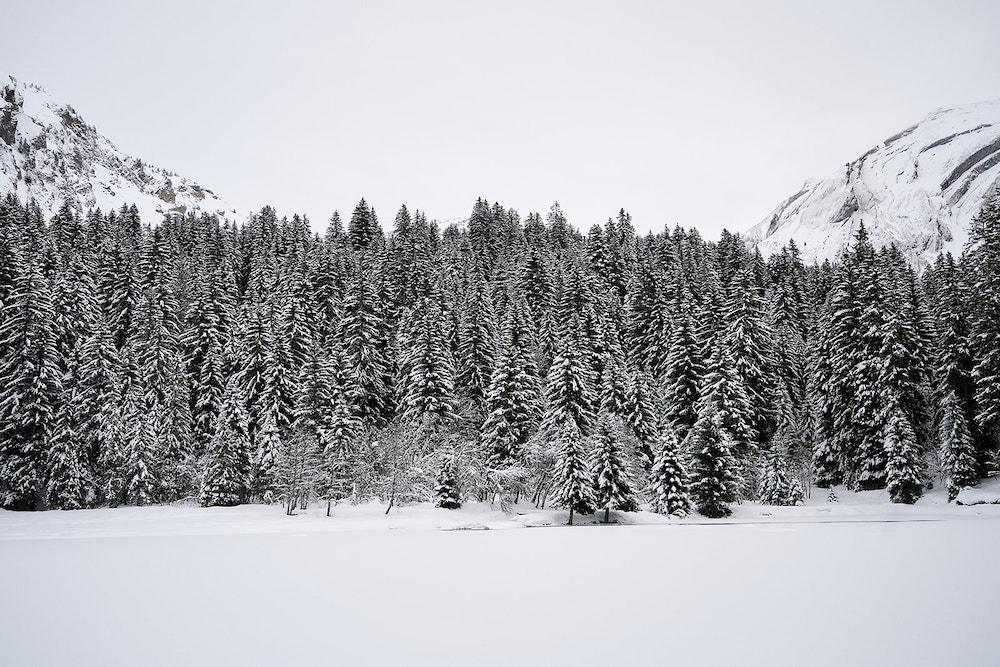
[0,75,238,222]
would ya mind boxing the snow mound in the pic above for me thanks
[955,476,1000,505]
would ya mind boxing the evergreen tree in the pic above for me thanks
[660,309,702,442]
[884,404,923,504]
[0,235,60,509]
[724,264,776,442]
[623,369,659,469]
[398,297,457,424]
[541,322,595,437]
[110,379,159,506]
[758,446,802,506]
[347,198,384,251]
[482,297,540,469]
[967,195,1000,442]
[325,343,361,458]
[202,378,252,507]
[434,456,462,509]
[340,262,393,428]
[589,416,637,522]
[940,388,977,500]
[697,337,755,455]
[550,418,593,525]
[688,404,738,518]
[648,427,693,517]
[456,270,497,413]
[595,315,629,419]
[46,359,89,509]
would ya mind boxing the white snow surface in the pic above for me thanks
[955,474,1000,505]
[2,487,1000,666]
[0,75,239,222]
[745,99,1000,269]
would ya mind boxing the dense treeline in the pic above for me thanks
[1,192,998,517]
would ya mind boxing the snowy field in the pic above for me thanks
[3,487,1000,667]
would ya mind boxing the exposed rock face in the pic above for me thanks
[0,75,238,222]
[745,100,1000,268]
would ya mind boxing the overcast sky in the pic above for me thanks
[3,0,1000,237]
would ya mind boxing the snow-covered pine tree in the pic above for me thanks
[660,308,702,442]
[0,229,61,509]
[966,194,1000,442]
[434,456,462,509]
[878,249,932,450]
[940,388,978,501]
[116,379,159,506]
[648,426,693,517]
[482,295,540,470]
[46,354,89,509]
[807,302,841,488]
[595,314,629,420]
[550,418,594,525]
[456,268,497,415]
[398,296,457,425]
[925,252,980,455]
[687,403,738,518]
[625,254,670,377]
[264,332,297,437]
[623,369,659,470]
[252,406,282,500]
[133,225,193,495]
[724,263,776,443]
[589,415,637,523]
[294,337,335,443]
[884,403,924,504]
[697,336,755,456]
[340,261,393,428]
[281,263,316,375]
[234,303,272,447]
[0,194,21,312]
[347,198,384,252]
[182,256,231,454]
[202,378,252,507]
[758,446,801,506]
[79,312,123,497]
[325,343,360,457]
[541,317,595,439]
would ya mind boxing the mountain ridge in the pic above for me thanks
[0,75,238,223]
[745,99,1000,267]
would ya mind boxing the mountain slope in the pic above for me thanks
[745,100,1000,267]
[1,75,237,222]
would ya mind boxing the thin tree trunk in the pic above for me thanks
[568,506,574,526]
[604,506,610,524]
[386,472,396,515]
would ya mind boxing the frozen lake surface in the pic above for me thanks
[2,494,999,666]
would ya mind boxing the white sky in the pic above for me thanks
[3,0,1000,237]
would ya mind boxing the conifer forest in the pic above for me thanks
[2,192,999,519]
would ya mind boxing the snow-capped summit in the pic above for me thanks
[0,75,238,222]
[745,99,1000,268]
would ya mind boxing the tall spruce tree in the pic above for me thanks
[648,427,693,517]
[687,403,738,518]
[589,415,637,522]
[940,387,977,500]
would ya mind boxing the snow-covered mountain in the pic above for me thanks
[0,75,238,222]
[745,100,1000,268]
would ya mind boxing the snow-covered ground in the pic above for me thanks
[2,486,1000,666]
